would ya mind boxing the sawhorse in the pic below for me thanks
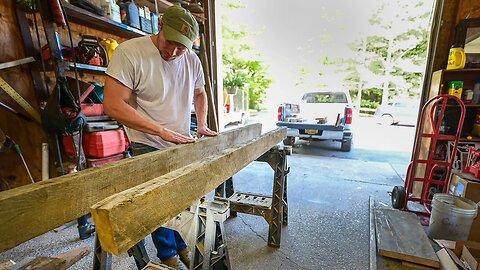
[91,145,290,269]
[216,145,290,247]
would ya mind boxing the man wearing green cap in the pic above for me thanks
[104,5,217,269]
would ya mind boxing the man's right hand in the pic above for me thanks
[159,127,196,144]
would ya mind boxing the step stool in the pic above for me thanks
[191,200,231,270]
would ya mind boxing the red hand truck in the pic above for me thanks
[391,95,465,221]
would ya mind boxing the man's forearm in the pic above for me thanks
[194,90,208,127]
[105,100,163,136]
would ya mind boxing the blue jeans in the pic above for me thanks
[131,142,188,260]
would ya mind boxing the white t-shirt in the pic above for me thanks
[106,36,205,149]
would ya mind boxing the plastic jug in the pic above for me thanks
[447,46,466,70]
[100,38,119,61]
[127,0,140,29]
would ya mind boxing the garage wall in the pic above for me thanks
[0,0,127,190]
[0,0,45,190]
[456,0,480,24]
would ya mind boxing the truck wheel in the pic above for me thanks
[380,115,394,126]
[391,186,406,210]
[283,136,295,146]
[341,138,352,152]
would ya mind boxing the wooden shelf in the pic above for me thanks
[460,137,480,142]
[62,1,149,39]
[440,68,480,74]
[64,61,106,74]
[445,103,480,107]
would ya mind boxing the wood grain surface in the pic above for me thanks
[91,127,287,255]
[0,124,262,252]
[375,208,440,268]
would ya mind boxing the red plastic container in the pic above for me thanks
[87,153,124,167]
[81,84,103,116]
[63,129,126,158]
[81,103,103,116]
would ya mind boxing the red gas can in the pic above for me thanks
[87,153,124,167]
[63,129,126,158]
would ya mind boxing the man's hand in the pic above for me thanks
[159,127,196,144]
[197,125,218,138]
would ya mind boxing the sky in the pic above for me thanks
[220,0,435,109]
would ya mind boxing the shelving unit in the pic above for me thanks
[64,61,107,74]
[429,69,480,138]
[62,1,149,39]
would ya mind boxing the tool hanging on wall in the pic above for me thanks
[0,76,41,124]
[49,0,67,27]
[0,101,32,121]
[0,127,35,183]
[0,57,41,124]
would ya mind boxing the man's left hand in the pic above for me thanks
[197,125,218,138]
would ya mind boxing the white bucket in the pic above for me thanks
[427,194,478,240]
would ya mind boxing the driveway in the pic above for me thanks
[224,111,415,269]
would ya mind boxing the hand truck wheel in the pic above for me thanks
[391,185,406,210]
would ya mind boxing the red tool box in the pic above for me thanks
[80,84,103,116]
[87,153,124,167]
[63,129,126,158]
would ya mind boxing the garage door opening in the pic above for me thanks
[219,0,436,172]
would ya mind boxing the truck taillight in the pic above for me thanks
[345,107,353,124]
[278,106,283,121]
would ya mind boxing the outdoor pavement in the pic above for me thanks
[0,115,412,270]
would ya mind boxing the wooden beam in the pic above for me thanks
[0,124,261,252]
[91,127,287,255]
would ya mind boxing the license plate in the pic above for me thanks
[306,129,317,135]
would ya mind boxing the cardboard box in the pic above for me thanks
[449,171,480,202]
[462,245,480,270]
[449,171,480,241]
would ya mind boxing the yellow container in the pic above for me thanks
[100,38,119,61]
[448,81,464,99]
[472,124,480,137]
[447,46,466,70]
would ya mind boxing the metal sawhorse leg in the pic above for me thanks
[92,236,150,270]
[221,145,290,247]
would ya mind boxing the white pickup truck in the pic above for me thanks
[276,90,353,151]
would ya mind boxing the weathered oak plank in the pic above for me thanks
[91,128,287,255]
[375,208,440,268]
[0,124,261,252]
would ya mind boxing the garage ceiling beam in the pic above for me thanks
[91,127,287,255]
[0,124,262,252]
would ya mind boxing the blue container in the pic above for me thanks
[127,0,140,29]
[151,13,159,34]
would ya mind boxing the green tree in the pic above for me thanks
[345,0,432,106]
[222,2,272,111]
[294,0,432,108]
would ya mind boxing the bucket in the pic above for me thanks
[428,194,478,240]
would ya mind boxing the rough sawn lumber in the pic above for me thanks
[374,208,440,268]
[0,124,261,252]
[91,127,287,255]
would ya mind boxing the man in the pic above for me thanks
[104,6,217,270]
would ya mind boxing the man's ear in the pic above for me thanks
[159,22,163,31]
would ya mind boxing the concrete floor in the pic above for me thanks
[0,147,405,270]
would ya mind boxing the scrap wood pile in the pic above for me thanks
[373,208,480,269]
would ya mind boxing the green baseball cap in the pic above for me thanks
[162,6,199,50]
